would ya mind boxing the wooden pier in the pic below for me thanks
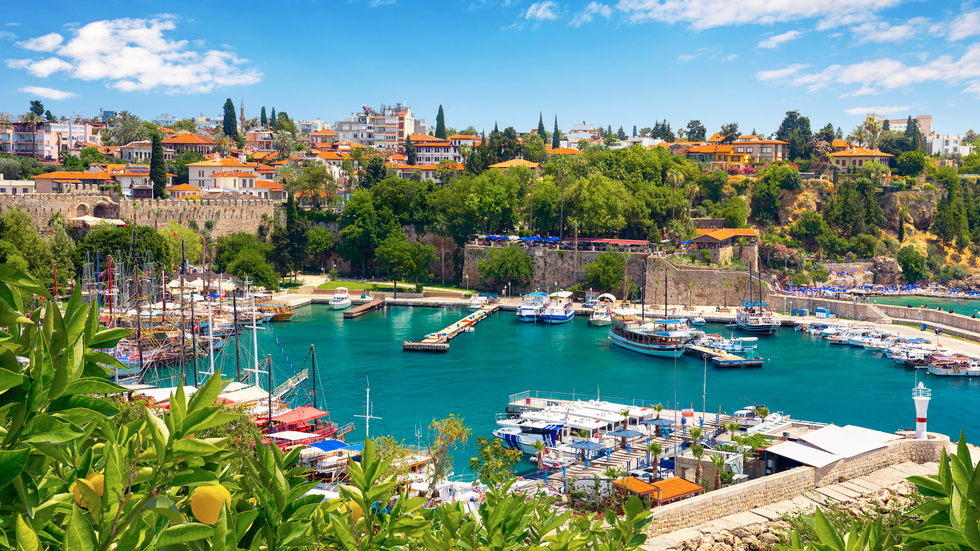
[685,345,764,368]
[343,295,386,319]
[403,304,500,352]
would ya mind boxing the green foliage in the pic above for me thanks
[751,176,781,223]
[759,164,803,191]
[686,120,707,142]
[214,232,271,273]
[49,225,76,288]
[435,104,447,139]
[221,98,239,140]
[897,150,927,176]
[478,245,533,289]
[149,133,167,198]
[269,194,311,279]
[776,111,813,160]
[584,252,626,293]
[469,437,523,488]
[307,227,335,270]
[159,221,202,270]
[789,211,831,251]
[375,231,438,286]
[0,208,54,289]
[75,225,170,277]
[896,246,928,283]
[938,263,969,281]
[227,247,278,289]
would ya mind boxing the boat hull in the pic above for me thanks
[330,299,351,310]
[735,322,778,334]
[589,318,611,327]
[271,312,294,322]
[517,314,539,322]
[609,334,686,358]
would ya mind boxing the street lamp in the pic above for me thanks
[465,275,469,293]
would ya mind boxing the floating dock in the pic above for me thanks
[343,295,386,319]
[403,304,500,352]
[685,345,764,368]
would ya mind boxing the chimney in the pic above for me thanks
[912,381,931,439]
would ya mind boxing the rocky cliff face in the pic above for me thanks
[880,190,939,232]
[778,179,833,226]
[872,256,903,285]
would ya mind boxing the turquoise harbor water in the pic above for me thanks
[168,305,980,471]
[876,295,980,315]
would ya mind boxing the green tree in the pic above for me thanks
[222,97,239,141]
[338,190,391,275]
[897,150,927,176]
[686,120,707,141]
[722,197,748,229]
[567,174,630,235]
[750,177,781,223]
[0,240,30,276]
[273,130,293,160]
[361,155,392,189]
[375,231,438,290]
[720,122,740,144]
[270,106,277,126]
[159,221,203,270]
[537,112,546,138]
[308,226,335,270]
[23,111,43,158]
[404,137,417,165]
[759,164,802,190]
[898,206,906,243]
[273,111,298,135]
[426,415,471,496]
[896,245,928,283]
[435,104,447,139]
[48,225,76,289]
[74,225,170,276]
[260,106,267,126]
[227,247,279,288]
[172,150,205,185]
[149,133,167,198]
[469,436,523,487]
[214,232,272,273]
[552,115,561,149]
[0,208,53,288]
[521,132,549,164]
[29,99,44,116]
[584,252,626,293]
[617,126,628,140]
[44,109,55,122]
[478,245,533,289]
[789,211,830,251]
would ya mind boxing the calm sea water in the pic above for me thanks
[175,305,980,471]
[876,295,980,315]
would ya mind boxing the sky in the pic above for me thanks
[1,0,978,137]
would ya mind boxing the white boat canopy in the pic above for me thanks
[137,386,197,403]
[267,431,315,441]
[220,385,271,403]
[550,291,574,298]
[765,440,841,468]
[596,293,617,302]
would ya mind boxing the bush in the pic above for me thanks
[897,150,927,176]
[896,245,928,283]
[584,251,627,293]
[937,263,969,281]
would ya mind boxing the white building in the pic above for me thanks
[0,175,35,195]
[566,123,598,146]
[186,156,256,190]
[334,103,415,152]
[119,140,175,162]
[926,134,975,157]
[869,114,934,136]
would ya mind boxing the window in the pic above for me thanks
[747,147,754,153]
[0,188,6,193]
[736,147,744,152]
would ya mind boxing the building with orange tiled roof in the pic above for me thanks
[488,158,542,176]
[186,155,254,189]
[828,146,894,170]
[706,132,726,144]
[691,227,760,264]
[33,171,115,193]
[409,135,462,165]
[211,170,258,193]
[310,128,338,147]
[245,127,275,153]
[732,135,789,162]
[163,133,215,155]
[252,180,285,201]
[448,135,481,147]
[389,162,462,182]
[547,147,583,156]
[120,140,175,162]
[165,183,201,199]
[831,140,853,150]
[686,144,748,170]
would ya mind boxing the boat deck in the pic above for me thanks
[685,345,764,368]
[343,295,386,319]
[403,304,500,352]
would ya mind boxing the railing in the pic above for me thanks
[508,390,668,409]
[273,369,308,397]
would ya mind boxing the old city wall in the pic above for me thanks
[647,434,947,536]
[0,194,278,237]
[462,245,772,305]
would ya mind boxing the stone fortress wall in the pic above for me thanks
[0,193,278,237]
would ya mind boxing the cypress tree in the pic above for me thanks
[222,98,238,140]
[632,125,637,137]
[552,116,560,149]
[261,106,268,127]
[882,119,890,131]
[271,107,277,127]
[898,207,906,243]
[150,133,167,198]
[836,126,843,140]
[607,124,612,136]
[404,137,417,166]
[537,112,546,139]
[904,116,915,139]
[435,105,447,139]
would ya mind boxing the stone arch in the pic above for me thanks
[76,203,91,216]
[92,201,113,218]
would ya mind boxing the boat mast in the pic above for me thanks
[208,299,214,377]
[267,354,273,425]
[663,264,668,320]
[252,291,258,387]
[310,344,316,409]
[233,296,241,382]
[179,242,186,381]
[191,291,198,388]
[355,378,380,440]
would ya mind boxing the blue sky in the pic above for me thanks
[1,0,978,137]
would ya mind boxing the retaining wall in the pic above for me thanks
[648,433,948,536]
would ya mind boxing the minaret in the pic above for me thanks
[912,381,931,439]
[240,97,245,134]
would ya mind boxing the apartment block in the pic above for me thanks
[334,103,415,152]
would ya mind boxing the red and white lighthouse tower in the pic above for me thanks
[913,381,931,439]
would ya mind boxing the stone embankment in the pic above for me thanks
[642,462,933,551]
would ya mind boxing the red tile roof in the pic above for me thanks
[211,171,257,178]
[164,133,214,145]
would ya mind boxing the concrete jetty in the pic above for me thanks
[403,304,501,352]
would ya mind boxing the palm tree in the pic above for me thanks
[212,132,232,156]
[725,421,741,440]
[710,454,726,490]
[22,112,43,158]
[666,167,685,224]
[531,440,546,471]
[653,403,664,419]
[646,441,663,480]
[689,427,702,444]
[755,406,770,420]
[691,444,705,486]
[274,163,302,196]
[273,131,294,160]
[846,124,867,147]
[110,111,149,146]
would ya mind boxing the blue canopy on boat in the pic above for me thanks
[567,441,605,450]
[606,430,643,438]
[310,440,349,453]
[680,241,694,244]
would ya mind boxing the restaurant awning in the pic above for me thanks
[613,477,658,496]
[272,406,329,425]
[310,440,349,453]
[765,441,841,468]
[650,478,704,502]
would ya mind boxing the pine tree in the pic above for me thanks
[552,116,560,149]
[44,110,55,122]
[898,207,906,243]
[150,134,167,198]
[607,124,612,136]
[882,119,890,131]
[404,137,417,166]
[261,107,268,127]
[435,105,447,139]
[537,112,546,138]
[904,116,915,140]
[222,98,238,140]
[836,127,843,140]
[617,126,627,140]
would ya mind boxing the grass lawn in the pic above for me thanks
[315,279,472,294]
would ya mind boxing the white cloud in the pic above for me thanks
[19,86,76,100]
[949,10,980,40]
[368,0,396,6]
[850,19,917,43]
[18,32,63,51]
[526,1,559,20]
[844,105,909,115]
[0,31,16,40]
[501,21,526,30]
[839,84,880,97]
[756,63,809,81]
[6,17,262,94]
[6,23,19,27]
[614,0,905,31]
[762,43,980,97]
[722,54,738,62]
[757,30,802,49]
[570,2,613,27]
[677,53,698,62]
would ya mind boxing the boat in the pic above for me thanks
[927,355,980,377]
[735,301,780,334]
[257,300,296,322]
[608,309,698,358]
[688,314,706,327]
[700,334,759,353]
[588,293,617,327]
[469,294,489,310]
[541,291,575,324]
[492,420,564,455]
[516,292,548,322]
[329,287,352,310]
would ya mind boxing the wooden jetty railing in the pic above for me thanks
[403,304,500,352]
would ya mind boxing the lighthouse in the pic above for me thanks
[912,381,931,439]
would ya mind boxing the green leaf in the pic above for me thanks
[0,369,25,395]
[0,448,30,491]
[47,395,119,417]
[171,438,222,457]
[909,476,947,496]
[144,496,183,523]
[908,527,969,546]
[87,328,130,350]
[14,513,40,551]
[0,265,51,300]
[171,467,219,487]
[182,412,241,436]
[235,510,259,541]
[74,478,102,523]
[211,503,230,551]
[187,367,223,416]
[64,505,96,551]
[957,430,972,471]
[63,378,126,396]
[155,523,214,547]
[813,508,846,551]
[145,409,169,465]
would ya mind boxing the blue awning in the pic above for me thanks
[346,442,364,452]
[310,440,349,453]
[567,441,605,450]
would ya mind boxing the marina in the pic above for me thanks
[402,303,501,351]
[343,294,386,319]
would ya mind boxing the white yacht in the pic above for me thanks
[609,310,697,358]
[329,287,352,310]
[588,293,617,327]
[541,291,575,324]
[469,294,489,310]
[735,301,780,334]
[516,292,548,322]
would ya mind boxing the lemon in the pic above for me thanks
[191,485,232,524]
[337,501,363,523]
[71,473,104,508]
